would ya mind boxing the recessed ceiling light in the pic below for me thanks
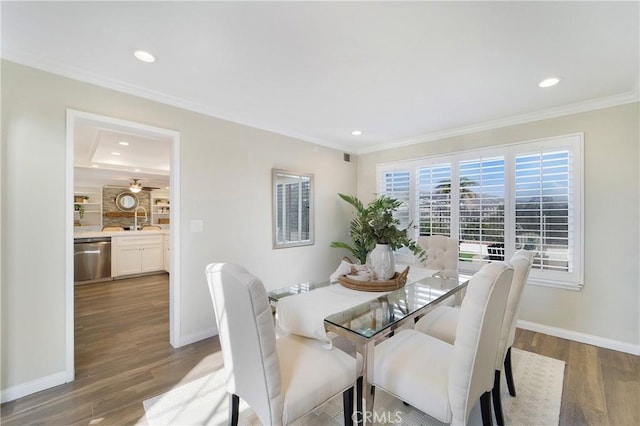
[111,152,121,156]
[134,169,141,172]
[92,165,99,168]
[134,50,155,63]
[352,130,362,136]
[119,141,129,146]
[539,77,560,88]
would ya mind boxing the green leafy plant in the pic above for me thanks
[74,203,85,218]
[331,193,425,264]
[330,194,373,264]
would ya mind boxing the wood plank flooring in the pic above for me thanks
[513,328,640,426]
[2,274,639,425]
[1,274,222,425]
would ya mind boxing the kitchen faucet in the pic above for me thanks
[134,206,148,231]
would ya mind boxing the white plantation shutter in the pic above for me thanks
[380,170,411,229]
[377,133,583,289]
[417,164,452,236]
[458,156,505,265]
[514,147,580,286]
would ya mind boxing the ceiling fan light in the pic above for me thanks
[129,179,142,193]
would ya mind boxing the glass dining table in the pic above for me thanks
[268,270,471,423]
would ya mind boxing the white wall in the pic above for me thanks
[0,61,356,397]
[357,103,640,350]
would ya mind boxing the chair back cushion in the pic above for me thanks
[499,250,534,365]
[417,235,459,271]
[205,263,283,425]
[448,261,513,425]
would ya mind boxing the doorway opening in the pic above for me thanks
[66,110,181,379]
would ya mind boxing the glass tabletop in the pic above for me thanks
[268,280,334,303]
[324,274,469,339]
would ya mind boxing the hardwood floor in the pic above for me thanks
[513,328,640,426]
[2,274,639,425]
[1,274,222,425]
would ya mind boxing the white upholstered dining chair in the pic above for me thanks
[205,262,362,426]
[414,250,534,425]
[417,235,459,273]
[371,261,513,426]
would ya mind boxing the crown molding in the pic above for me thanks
[1,49,355,153]
[357,90,639,154]
[4,48,637,157]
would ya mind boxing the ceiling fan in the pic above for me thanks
[128,178,160,193]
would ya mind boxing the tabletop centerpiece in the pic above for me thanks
[331,193,425,281]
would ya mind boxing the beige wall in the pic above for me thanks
[1,61,356,394]
[2,58,638,400]
[358,102,640,346]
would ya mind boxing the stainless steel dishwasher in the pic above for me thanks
[74,237,112,283]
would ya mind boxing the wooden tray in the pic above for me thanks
[338,266,410,292]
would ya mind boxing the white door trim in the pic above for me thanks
[65,109,181,382]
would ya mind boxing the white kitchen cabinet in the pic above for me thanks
[112,234,164,277]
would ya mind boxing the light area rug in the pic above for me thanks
[141,348,564,426]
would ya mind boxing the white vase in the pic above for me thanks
[368,244,395,280]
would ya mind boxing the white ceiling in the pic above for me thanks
[2,1,639,155]
[73,116,171,189]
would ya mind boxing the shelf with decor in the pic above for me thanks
[151,190,170,226]
[74,186,103,228]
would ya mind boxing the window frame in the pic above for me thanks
[377,133,584,290]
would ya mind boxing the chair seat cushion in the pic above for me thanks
[414,305,460,345]
[374,329,453,423]
[278,334,362,424]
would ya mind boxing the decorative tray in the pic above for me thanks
[338,266,410,292]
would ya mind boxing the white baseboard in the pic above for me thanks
[171,326,218,348]
[1,369,73,403]
[4,322,636,403]
[517,320,640,355]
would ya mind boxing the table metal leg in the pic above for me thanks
[356,340,376,425]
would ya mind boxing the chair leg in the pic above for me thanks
[229,393,239,426]
[356,377,363,426]
[343,386,355,426]
[480,391,493,426]
[504,346,517,397]
[492,370,505,426]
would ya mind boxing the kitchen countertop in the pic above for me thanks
[74,230,169,239]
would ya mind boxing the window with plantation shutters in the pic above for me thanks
[377,133,583,290]
[515,149,575,281]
